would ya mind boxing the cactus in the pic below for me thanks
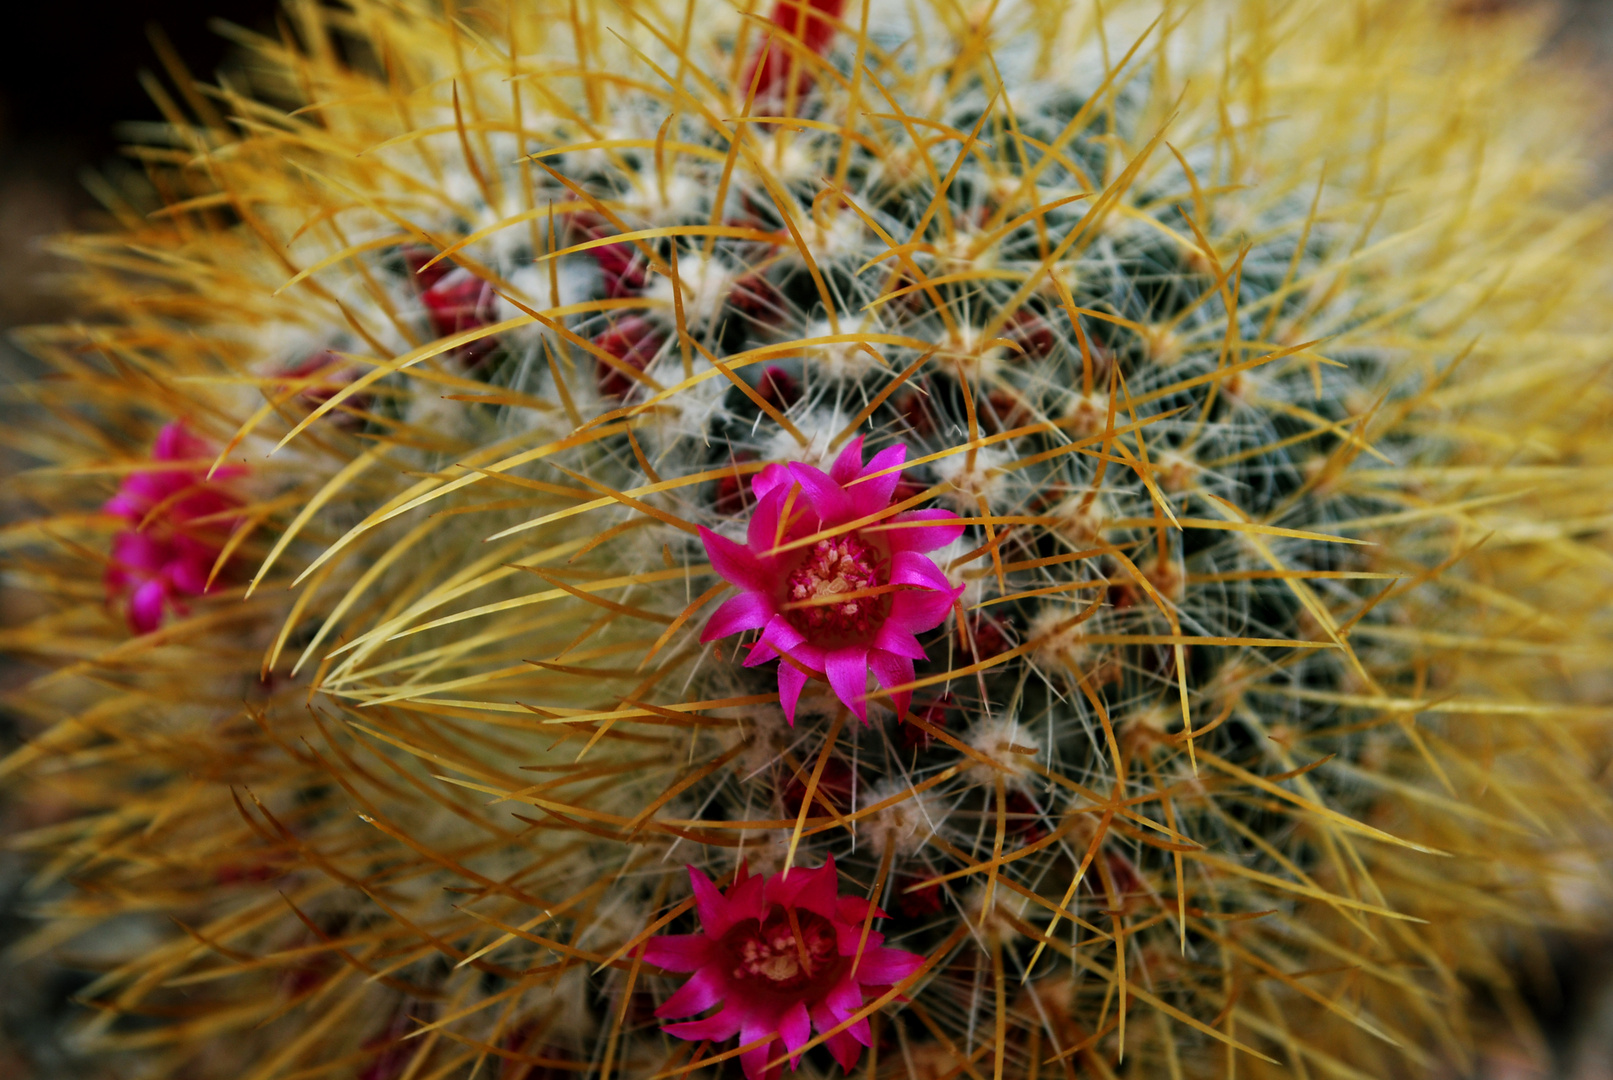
[3,0,1612,1078]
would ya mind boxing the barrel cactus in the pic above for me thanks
[4,0,1611,1078]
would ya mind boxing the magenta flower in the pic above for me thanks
[278,350,369,423]
[745,0,846,110]
[406,247,499,366]
[698,436,962,724]
[594,314,666,398]
[104,422,242,634]
[575,212,649,299]
[644,859,923,1080]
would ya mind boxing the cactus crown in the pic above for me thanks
[3,1,1613,1078]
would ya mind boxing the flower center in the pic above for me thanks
[724,907,838,992]
[784,533,889,640]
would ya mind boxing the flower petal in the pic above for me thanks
[748,484,797,553]
[103,494,142,521]
[839,923,887,959]
[787,641,827,671]
[702,591,775,643]
[129,579,167,634]
[665,1006,743,1044]
[829,435,864,485]
[688,865,731,935]
[121,471,175,507]
[872,621,927,661]
[824,646,871,723]
[700,526,767,591]
[739,1017,780,1080]
[823,976,863,1019]
[728,871,768,925]
[858,442,907,482]
[643,933,711,973]
[819,979,873,1047]
[888,588,958,635]
[779,1001,811,1058]
[153,421,205,462]
[889,550,954,592]
[868,650,916,722]
[820,979,874,1048]
[884,508,964,553]
[791,857,839,920]
[824,1029,864,1071]
[655,967,725,1018]
[748,616,807,668]
[747,489,781,552]
[786,463,854,525]
[809,1001,863,1072]
[111,531,167,576]
[751,462,793,502]
[847,444,907,517]
[762,869,794,909]
[835,894,873,927]
[777,661,810,725]
[168,555,211,597]
[851,945,925,986]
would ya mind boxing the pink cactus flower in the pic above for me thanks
[744,0,846,109]
[278,350,370,423]
[422,268,500,365]
[645,859,923,1080]
[574,212,649,299]
[698,436,962,724]
[595,315,666,398]
[406,248,500,366]
[104,422,241,634]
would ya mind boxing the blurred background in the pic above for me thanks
[0,1,1609,1077]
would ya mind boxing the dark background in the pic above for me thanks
[0,1,1609,1078]
[1,1,279,159]
[0,0,282,329]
